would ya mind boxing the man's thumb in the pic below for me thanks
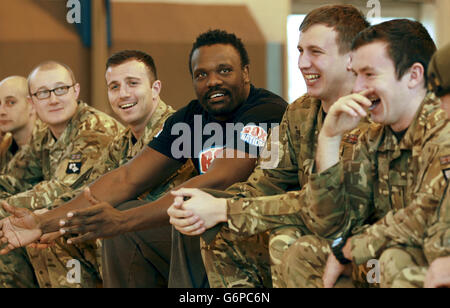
[83,187,100,205]
[1,201,18,217]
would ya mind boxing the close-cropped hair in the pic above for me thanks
[352,19,437,85]
[299,4,370,54]
[27,61,77,94]
[188,29,249,76]
[107,50,158,81]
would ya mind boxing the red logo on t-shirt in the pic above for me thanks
[199,147,224,174]
[240,125,268,147]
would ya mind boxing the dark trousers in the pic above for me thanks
[102,200,208,288]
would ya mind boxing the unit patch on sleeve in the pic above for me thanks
[66,162,82,174]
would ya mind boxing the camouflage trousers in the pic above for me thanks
[277,234,427,288]
[26,237,102,288]
[0,248,39,288]
[276,235,374,288]
[201,224,306,288]
[378,247,427,288]
[0,238,101,288]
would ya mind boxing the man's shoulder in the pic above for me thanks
[76,102,123,132]
[248,86,288,107]
[288,94,320,110]
[420,96,449,141]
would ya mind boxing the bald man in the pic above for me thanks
[0,76,39,174]
[0,62,123,288]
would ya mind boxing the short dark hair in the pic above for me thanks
[106,50,158,81]
[189,29,249,76]
[300,4,370,54]
[352,19,436,86]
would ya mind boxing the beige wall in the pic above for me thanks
[435,0,450,47]
[113,0,290,44]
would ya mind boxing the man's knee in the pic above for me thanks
[379,247,426,288]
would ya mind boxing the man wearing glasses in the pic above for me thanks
[0,61,123,287]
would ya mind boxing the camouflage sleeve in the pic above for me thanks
[424,185,450,263]
[218,106,305,236]
[351,144,450,265]
[0,144,43,195]
[299,128,375,238]
[224,121,372,238]
[0,118,122,217]
[0,132,12,173]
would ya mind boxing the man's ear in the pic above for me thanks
[73,83,81,100]
[407,63,425,89]
[152,80,162,98]
[242,65,250,84]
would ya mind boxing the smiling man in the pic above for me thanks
[0,61,123,288]
[277,19,449,288]
[0,30,287,288]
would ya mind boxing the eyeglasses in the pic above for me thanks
[32,84,75,100]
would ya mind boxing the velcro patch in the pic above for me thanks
[66,162,82,174]
[343,134,359,144]
[440,155,450,166]
[71,153,82,160]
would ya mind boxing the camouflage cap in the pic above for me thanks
[428,43,450,97]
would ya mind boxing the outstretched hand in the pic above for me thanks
[0,201,42,254]
[59,187,124,244]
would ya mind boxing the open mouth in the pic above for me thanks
[304,74,320,83]
[120,102,137,110]
[368,96,381,111]
[206,90,229,104]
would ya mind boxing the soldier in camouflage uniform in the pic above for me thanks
[0,76,38,175]
[25,51,196,288]
[277,20,449,288]
[168,5,370,288]
[354,43,450,288]
[0,61,123,288]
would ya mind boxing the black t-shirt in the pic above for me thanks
[149,85,288,174]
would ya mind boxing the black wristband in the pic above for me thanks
[331,237,352,265]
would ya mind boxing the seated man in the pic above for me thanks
[364,43,450,288]
[278,19,448,288]
[25,50,196,288]
[0,76,40,174]
[0,62,123,288]
[168,4,370,288]
[423,44,450,288]
[0,30,288,288]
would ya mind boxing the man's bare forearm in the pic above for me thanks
[38,166,140,233]
[118,170,246,234]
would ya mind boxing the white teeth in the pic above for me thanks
[210,93,225,99]
[305,74,320,81]
[120,102,137,109]
[368,98,380,111]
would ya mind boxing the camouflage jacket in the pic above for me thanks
[53,99,197,206]
[305,94,449,265]
[205,95,370,237]
[0,132,13,174]
[0,101,123,217]
[424,184,449,263]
